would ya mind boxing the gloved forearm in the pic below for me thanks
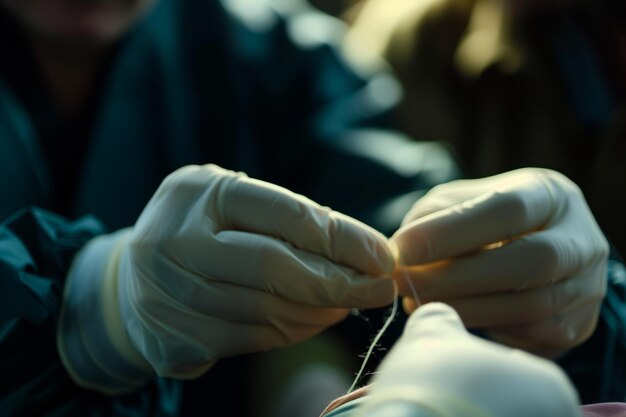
[58,230,153,395]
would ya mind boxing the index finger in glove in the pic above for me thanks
[211,167,394,276]
[188,230,395,308]
[403,302,467,338]
[392,231,602,300]
[391,173,553,265]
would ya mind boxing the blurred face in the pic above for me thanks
[1,0,155,45]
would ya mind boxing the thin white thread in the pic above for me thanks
[400,267,421,308]
[347,269,421,393]
[347,281,399,393]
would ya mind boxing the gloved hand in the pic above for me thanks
[357,303,582,417]
[390,168,609,357]
[57,164,395,394]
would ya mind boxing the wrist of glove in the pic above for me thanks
[57,229,153,395]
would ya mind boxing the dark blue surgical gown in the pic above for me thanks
[0,0,624,415]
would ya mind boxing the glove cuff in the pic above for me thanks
[57,229,152,395]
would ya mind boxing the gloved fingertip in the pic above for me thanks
[413,302,459,320]
[405,303,465,334]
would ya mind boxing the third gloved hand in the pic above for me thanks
[58,164,395,394]
[357,303,581,417]
[390,168,609,357]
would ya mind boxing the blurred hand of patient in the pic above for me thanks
[357,303,581,417]
[57,164,395,394]
[391,168,608,357]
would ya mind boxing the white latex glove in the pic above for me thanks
[58,164,395,394]
[390,168,609,357]
[357,303,582,417]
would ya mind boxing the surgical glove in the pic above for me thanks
[391,168,608,357]
[58,164,395,394]
[358,303,581,417]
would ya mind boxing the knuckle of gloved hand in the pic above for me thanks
[548,280,580,313]
[500,187,542,230]
[544,317,584,351]
[129,216,184,258]
[549,169,582,194]
[530,235,563,282]
[540,168,585,202]
[158,165,215,203]
[523,284,573,322]
[162,164,202,187]
[593,234,610,263]
[531,167,571,186]
[559,234,609,281]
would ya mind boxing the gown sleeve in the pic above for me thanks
[0,208,180,417]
